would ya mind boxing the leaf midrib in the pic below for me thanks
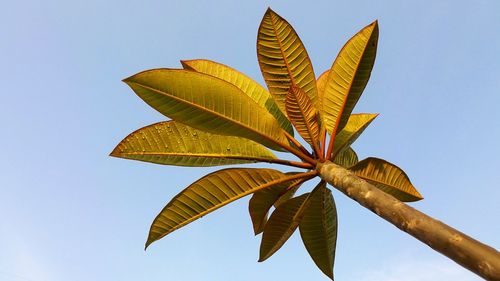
[268,12,297,86]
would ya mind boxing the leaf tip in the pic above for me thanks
[144,237,155,250]
[412,191,424,201]
[180,60,193,70]
[109,144,123,158]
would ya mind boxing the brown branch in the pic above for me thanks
[250,157,314,169]
[317,161,500,281]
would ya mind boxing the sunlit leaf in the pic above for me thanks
[349,157,423,202]
[286,86,321,149]
[123,69,288,151]
[331,113,378,158]
[259,193,310,262]
[248,173,303,235]
[299,182,337,280]
[146,169,314,248]
[181,59,294,135]
[110,121,277,167]
[317,70,330,100]
[257,8,318,113]
[333,146,358,168]
[322,21,378,135]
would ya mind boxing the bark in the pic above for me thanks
[317,161,500,281]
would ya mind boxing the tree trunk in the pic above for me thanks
[316,161,500,281]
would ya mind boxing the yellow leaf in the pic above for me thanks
[317,70,330,98]
[322,21,378,135]
[257,8,318,113]
[349,157,423,202]
[181,59,294,135]
[123,69,288,151]
[111,121,277,167]
[286,86,321,153]
[146,169,315,248]
[331,113,378,158]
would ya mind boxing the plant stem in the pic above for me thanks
[284,131,312,157]
[317,161,500,281]
[250,157,314,169]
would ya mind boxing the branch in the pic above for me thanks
[317,161,500,280]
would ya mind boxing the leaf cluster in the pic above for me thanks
[111,8,423,279]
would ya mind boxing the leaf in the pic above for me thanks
[322,21,379,135]
[333,146,358,168]
[257,8,318,114]
[317,70,330,98]
[146,169,314,248]
[299,182,337,280]
[259,193,310,262]
[110,121,277,167]
[123,69,288,151]
[349,157,423,202]
[331,113,378,158]
[274,185,300,208]
[181,59,294,135]
[286,86,321,149]
[259,182,323,261]
[248,173,303,235]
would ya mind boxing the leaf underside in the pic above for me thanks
[257,8,318,114]
[146,168,312,248]
[331,113,378,158]
[249,173,304,235]
[349,157,423,202]
[259,181,325,262]
[299,182,337,280]
[259,193,310,261]
[286,86,321,147]
[112,8,427,281]
[181,59,294,135]
[333,146,359,168]
[111,121,278,167]
[123,69,288,151]
[322,21,379,135]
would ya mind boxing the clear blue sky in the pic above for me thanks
[1,1,499,280]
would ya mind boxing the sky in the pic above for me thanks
[1,0,499,280]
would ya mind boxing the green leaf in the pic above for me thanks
[299,182,337,280]
[248,173,303,235]
[274,185,300,208]
[257,8,318,113]
[110,121,277,167]
[333,146,358,168]
[322,21,378,135]
[259,193,310,262]
[123,69,288,151]
[349,157,423,202]
[286,86,321,149]
[259,182,323,262]
[181,59,294,135]
[146,169,314,248]
[331,113,378,158]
